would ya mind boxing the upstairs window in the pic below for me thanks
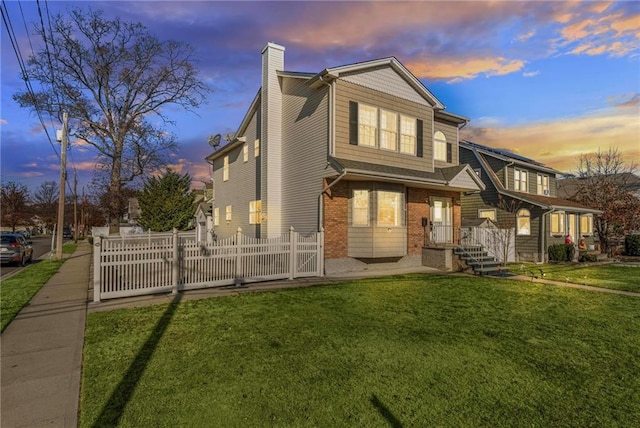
[213,207,219,226]
[223,156,229,182]
[400,115,416,155]
[514,168,528,192]
[243,144,248,162]
[358,104,378,147]
[379,109,398,151]
[225,205,232,221]
[434,131,447,162]
[254,139,260,157]
[537,174,549,195]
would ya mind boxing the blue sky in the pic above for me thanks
[1,0,638,193]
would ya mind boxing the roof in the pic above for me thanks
[460,140,559,174]
[557,172,640,199]
[467,146,601,214]
[330,158,484,192]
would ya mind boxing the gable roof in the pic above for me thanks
[307,57,445,109]
[460,140,559,174]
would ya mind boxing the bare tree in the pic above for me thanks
[1,182,30,232]
[572,148,640,256]
[13,8,209,231]
[32,181,59,231]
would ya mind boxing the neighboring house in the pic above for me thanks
[459,140,602,262]
[194,183,214,242]
[205,42,484,273]
[557,172,640,200]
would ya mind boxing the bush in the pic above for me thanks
[625,234,640,256]
[548,244,576,262]
[579,253,598,263]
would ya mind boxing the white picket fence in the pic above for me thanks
[93,227,324,302]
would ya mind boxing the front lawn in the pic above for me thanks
[512,262,640,293]
[81,274,640,427]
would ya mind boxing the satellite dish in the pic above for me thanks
[224,133,235,143]
[207,134,222,148]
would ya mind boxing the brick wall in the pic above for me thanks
[407,188,430,255]
[323,180,349,259]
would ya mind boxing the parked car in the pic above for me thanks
[63,227,73,239]
[0,232,33,266]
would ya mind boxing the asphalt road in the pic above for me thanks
[0,236,59,279]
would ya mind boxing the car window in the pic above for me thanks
[1,236,17,243]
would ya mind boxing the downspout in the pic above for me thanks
[317,75,334,155]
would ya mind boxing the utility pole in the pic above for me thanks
[73,168,78,243]
[55,112,68,260]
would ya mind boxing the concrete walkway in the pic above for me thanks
[1,241,91,428]
[1,242,639,427]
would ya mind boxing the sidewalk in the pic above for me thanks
[1,241,91,428]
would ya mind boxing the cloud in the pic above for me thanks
[523,70,540,78]
[0,119,7,125]
[406,57,525,83]
[462,102,640,173]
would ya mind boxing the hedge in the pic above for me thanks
[625,234,640,256]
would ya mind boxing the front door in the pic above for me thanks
[431,197,452,243]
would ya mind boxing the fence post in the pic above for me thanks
[172,228,179,294]
[318,227,324,277]
[289,226,296,280]
[93,236,102,302]
[235,227,243,282]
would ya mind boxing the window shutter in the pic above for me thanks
[446,143,452,163]
[416,119,423,157]
[349,101,358,145]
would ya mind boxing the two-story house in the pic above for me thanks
[205,42,484,273]
[459,140,602,262]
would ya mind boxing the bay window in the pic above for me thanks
[377,191,402,227]
[352,190,369,226]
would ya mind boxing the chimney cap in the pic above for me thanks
[262,42,286,54]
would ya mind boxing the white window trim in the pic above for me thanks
[399,115,416,155]
[379,109,398,152]
[356,102,418,156]
[377,191,403,227]
[515,168,528,193]
[580,214,593,236]
[478,208,497,221]
[434,130,447,162]
[352,190,370,227]
[213,207,219,226]
[537,174,549,195]
[249,200,262,225]
[223,156,229,182]
[550,211,565,236]
[225,205,232,222]
[517,208,531,236]
[358,104,378,148]
[254,139,260,157]
[243,144,248,163]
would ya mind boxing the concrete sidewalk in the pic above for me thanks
[1,241,91,428]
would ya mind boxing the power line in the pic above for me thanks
[1,0,60,159]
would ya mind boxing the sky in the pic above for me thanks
[1,0,639,195]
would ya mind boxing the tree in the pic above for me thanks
[14,8,209,231]
[32,181,59,231]
[137,169,196,232]
[572,148,640,256]
[1,182,30,231]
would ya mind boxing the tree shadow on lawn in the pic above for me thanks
[92,293,183,427]
[371,394,403,428]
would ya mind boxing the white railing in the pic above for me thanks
[93,227,324,302]
[460,226,516,263]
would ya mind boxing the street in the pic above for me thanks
[0,236,60,279]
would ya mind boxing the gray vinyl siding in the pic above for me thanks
[281,77,329,234]
[334,80,435,172]
[347,182,407,258]
[212,111,261,238]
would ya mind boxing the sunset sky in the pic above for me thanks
[1,0,638,193]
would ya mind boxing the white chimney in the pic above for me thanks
[261,42,285,238]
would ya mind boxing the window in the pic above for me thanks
[225,205,232,221]
[379,109,398,151]
[434,131,447,161]
[249,200,262,224]
[399,115,416,155]
[514,168,528,192]
[213,207,219,226]
[358,104,378,147]
[581,214,593,236]
[537,174,549,195]
[478,209,496,221]
[223,156,229,182]
[550,212,565,235]
[377,191,402,227]
[352,190,369,226]
[243,144,248,162]
[254,139,260,157]
[517,209,531,235]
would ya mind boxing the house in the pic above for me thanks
[459,140,602,262]
[204,42,484,273]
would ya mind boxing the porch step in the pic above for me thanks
[454,245,509,276]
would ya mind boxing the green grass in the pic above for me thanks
[512,262,640,293]
[81,274,640,427]
[1,259,64,332]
